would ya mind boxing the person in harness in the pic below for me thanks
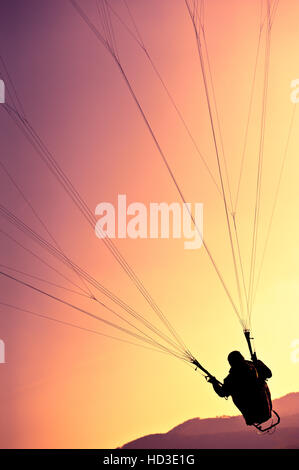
[208,351,273,426]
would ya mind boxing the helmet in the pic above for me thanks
[228,351,245,366]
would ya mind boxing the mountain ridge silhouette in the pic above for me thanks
[121,392,299,449]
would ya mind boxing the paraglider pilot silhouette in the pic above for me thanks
[208,351,273,427]
[192,331,280,432]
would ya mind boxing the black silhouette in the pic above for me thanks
[208,351,274,427]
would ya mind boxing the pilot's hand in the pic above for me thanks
[206,375,217,384]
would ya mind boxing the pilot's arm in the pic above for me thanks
[256,360,272,380]
[209,375,232,398]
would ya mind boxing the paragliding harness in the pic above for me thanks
[243,330,280,433]
[191,330,280,433]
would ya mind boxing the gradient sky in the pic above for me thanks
[0,0,299,448]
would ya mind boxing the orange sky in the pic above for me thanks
[0,0,299,448]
